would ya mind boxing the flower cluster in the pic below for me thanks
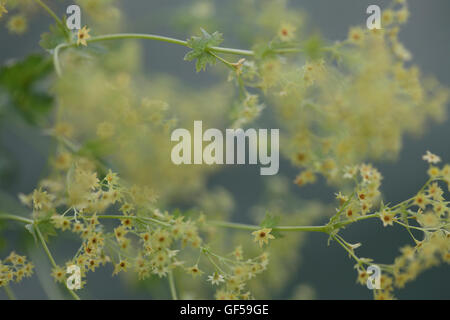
[329,152,449,300]
[235,0,449,186]
[18,159,269,297]
[0,252,34,287]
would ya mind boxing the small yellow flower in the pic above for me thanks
[251,228,275,247]
[77,25,91,46]
[417,211,439,228]
[413,193,428,209]
[105,169,119,185]
[114,226,127,241]
[0,3,8,19]
[97,122,115,139]
[207,272,225,285]
[356,269,369,286]
[396,8,410,24]
[374,290,395,300]
[427,166,440,178]
[278,23,296,41]
[186,264,203,277]
[382,9,394,26]
[380,209,394,227]
[348,27,364,44]
[7,14,27,34]
[51,266,66,283]
[422,151,441,164]
[113,260,129,275]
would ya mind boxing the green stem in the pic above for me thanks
[53,43,69,77]
[3,285,16,300]
[332,234,363,266]
[208,220,330,233]
[394,220,445,232]
[203,250,227,275]
[208,50,235,70]
[52,33,255,76]
[95,215,171,227]
[168,271,178,300]
[34,224,81,300]
[33,0,70,41]
[0,212,33,224]
[334,213,379,229]
[88,33,188,47]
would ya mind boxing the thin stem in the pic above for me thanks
[88,33,188,47]
[394,220,444,232]
[52,33,255,76]
[95,215,171,227]
[209,46,254,57]
[3,285,16,300]
[203,250,227,275]
[33,0,70,41]
[209,220,329,233]
[273,48,303,54]
[53,43,69,77]
[34,224,57,267]
[333,213,379,230]
[51,32,308,76]
[34,224,81,300]
[168,271,178,300]
[333,234,364,266]
[208,50,234,70]
[0,212,33,224]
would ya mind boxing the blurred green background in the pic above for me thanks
[0,0,449,299]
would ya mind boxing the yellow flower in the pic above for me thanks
[105,169,119,185]
[382,9,395,26]
[7,14,27,34]
[417,211,439,228]
[113,260,129,275]
[374,290,395,300]
[356,269,369,286]
[0,3,8,19]
[186,264,203,277]
[77,25,91,46]
[251,228,275,247]
[348,27,364,44]
[380,209,394,227]
[51,266,66,283]
[422,150,441,164]
[396,8,410,24]
[97,121,115,139]
[413,193,428,209]
[427,166,440,178]
[207,272,225,285]
[278,23,296,41]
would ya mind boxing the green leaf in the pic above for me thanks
[260,212,283,239]
[36,219,57,242]
[260,212,280,229]
[0,54,54,124]
[39,17,70,51]
[302,34,324,60]
[184,28,223,72]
